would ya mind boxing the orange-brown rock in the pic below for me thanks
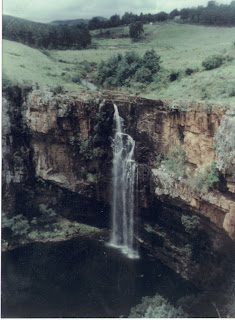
[26,89,234,241]
[3,87,234,285]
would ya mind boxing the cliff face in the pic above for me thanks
[130,100,235,237]
[3,87,235,285]
[103,94,234,239]
[2,87,34,216]
[26,89,114,200]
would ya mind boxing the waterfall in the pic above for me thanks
[108,104,139,259]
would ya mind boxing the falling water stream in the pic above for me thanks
[108,104,139,259]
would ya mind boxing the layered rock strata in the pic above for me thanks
[3,87,235,285]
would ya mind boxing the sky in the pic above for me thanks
[3,0,233,23]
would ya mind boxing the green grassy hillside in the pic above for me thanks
[3,15,91,50]
[3,40,84,92]
[3,22,235,104]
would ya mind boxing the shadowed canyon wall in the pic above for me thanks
[3,87,235,286]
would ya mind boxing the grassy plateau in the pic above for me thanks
[3,21,235,104]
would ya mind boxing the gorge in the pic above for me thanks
[2,85,235,317]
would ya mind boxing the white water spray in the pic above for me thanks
[108,104,139,259]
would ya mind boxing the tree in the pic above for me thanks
[88,17,103,30]
[135,67,153,83]
[142,49,161,73]
[122,12,138,25]
[180,8,191,20]
[129,22,144,41]
[76,23,91,48]
[202,55,224,70]
[109,14,121,27]
[155,11,168,21]
[169,9,179,19]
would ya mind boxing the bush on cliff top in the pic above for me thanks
[96,49,161,86]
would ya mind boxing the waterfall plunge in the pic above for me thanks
[108,104,139,259]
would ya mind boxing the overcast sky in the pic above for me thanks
[3,0,233,23]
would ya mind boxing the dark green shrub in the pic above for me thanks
[204,160,219,187]
[181,244,192,258]
[96,49,161,86]
[181,215,200,233]
[71,73,81,83]
[125,50,142,66]
[52,85,64,94]
[169,70,180,82]
[202,55,224,70]
[155,152,164,167]
[2,76,32,106]
[164,146,186,177]
[129,293,187,318]
[116,60,132,85]
[39,204,57,223]
[83,60,92,72]
[129,21,144,41]
[116,51,142,84]
[135,67,153,83]
[185,68,196,76]
[97,54,123,85]
[186,161,220,193]
[2,73,16,95]
[2,214,30,240]
[97,60,109,84]
[106,76,118,86]
[142,49,161,73]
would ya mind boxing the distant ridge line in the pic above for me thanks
[50,16,108,25]
[50,19,90,25]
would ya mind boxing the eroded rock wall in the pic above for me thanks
[26,89,114,200]
[102,93,235,285]
[104,94,234,240]
[3,87,234,285]
[2,87,34,216]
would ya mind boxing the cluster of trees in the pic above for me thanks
[3,15,91,49]
[3,1,235,50]
[89,1,235,30]
[88,12,168,30]
[179,1,235,26]
[96,49,161,86]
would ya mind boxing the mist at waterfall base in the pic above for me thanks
[108,104,139,259]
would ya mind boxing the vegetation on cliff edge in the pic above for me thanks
[3,21,235,103]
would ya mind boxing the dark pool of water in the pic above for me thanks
[2,238,196,318]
